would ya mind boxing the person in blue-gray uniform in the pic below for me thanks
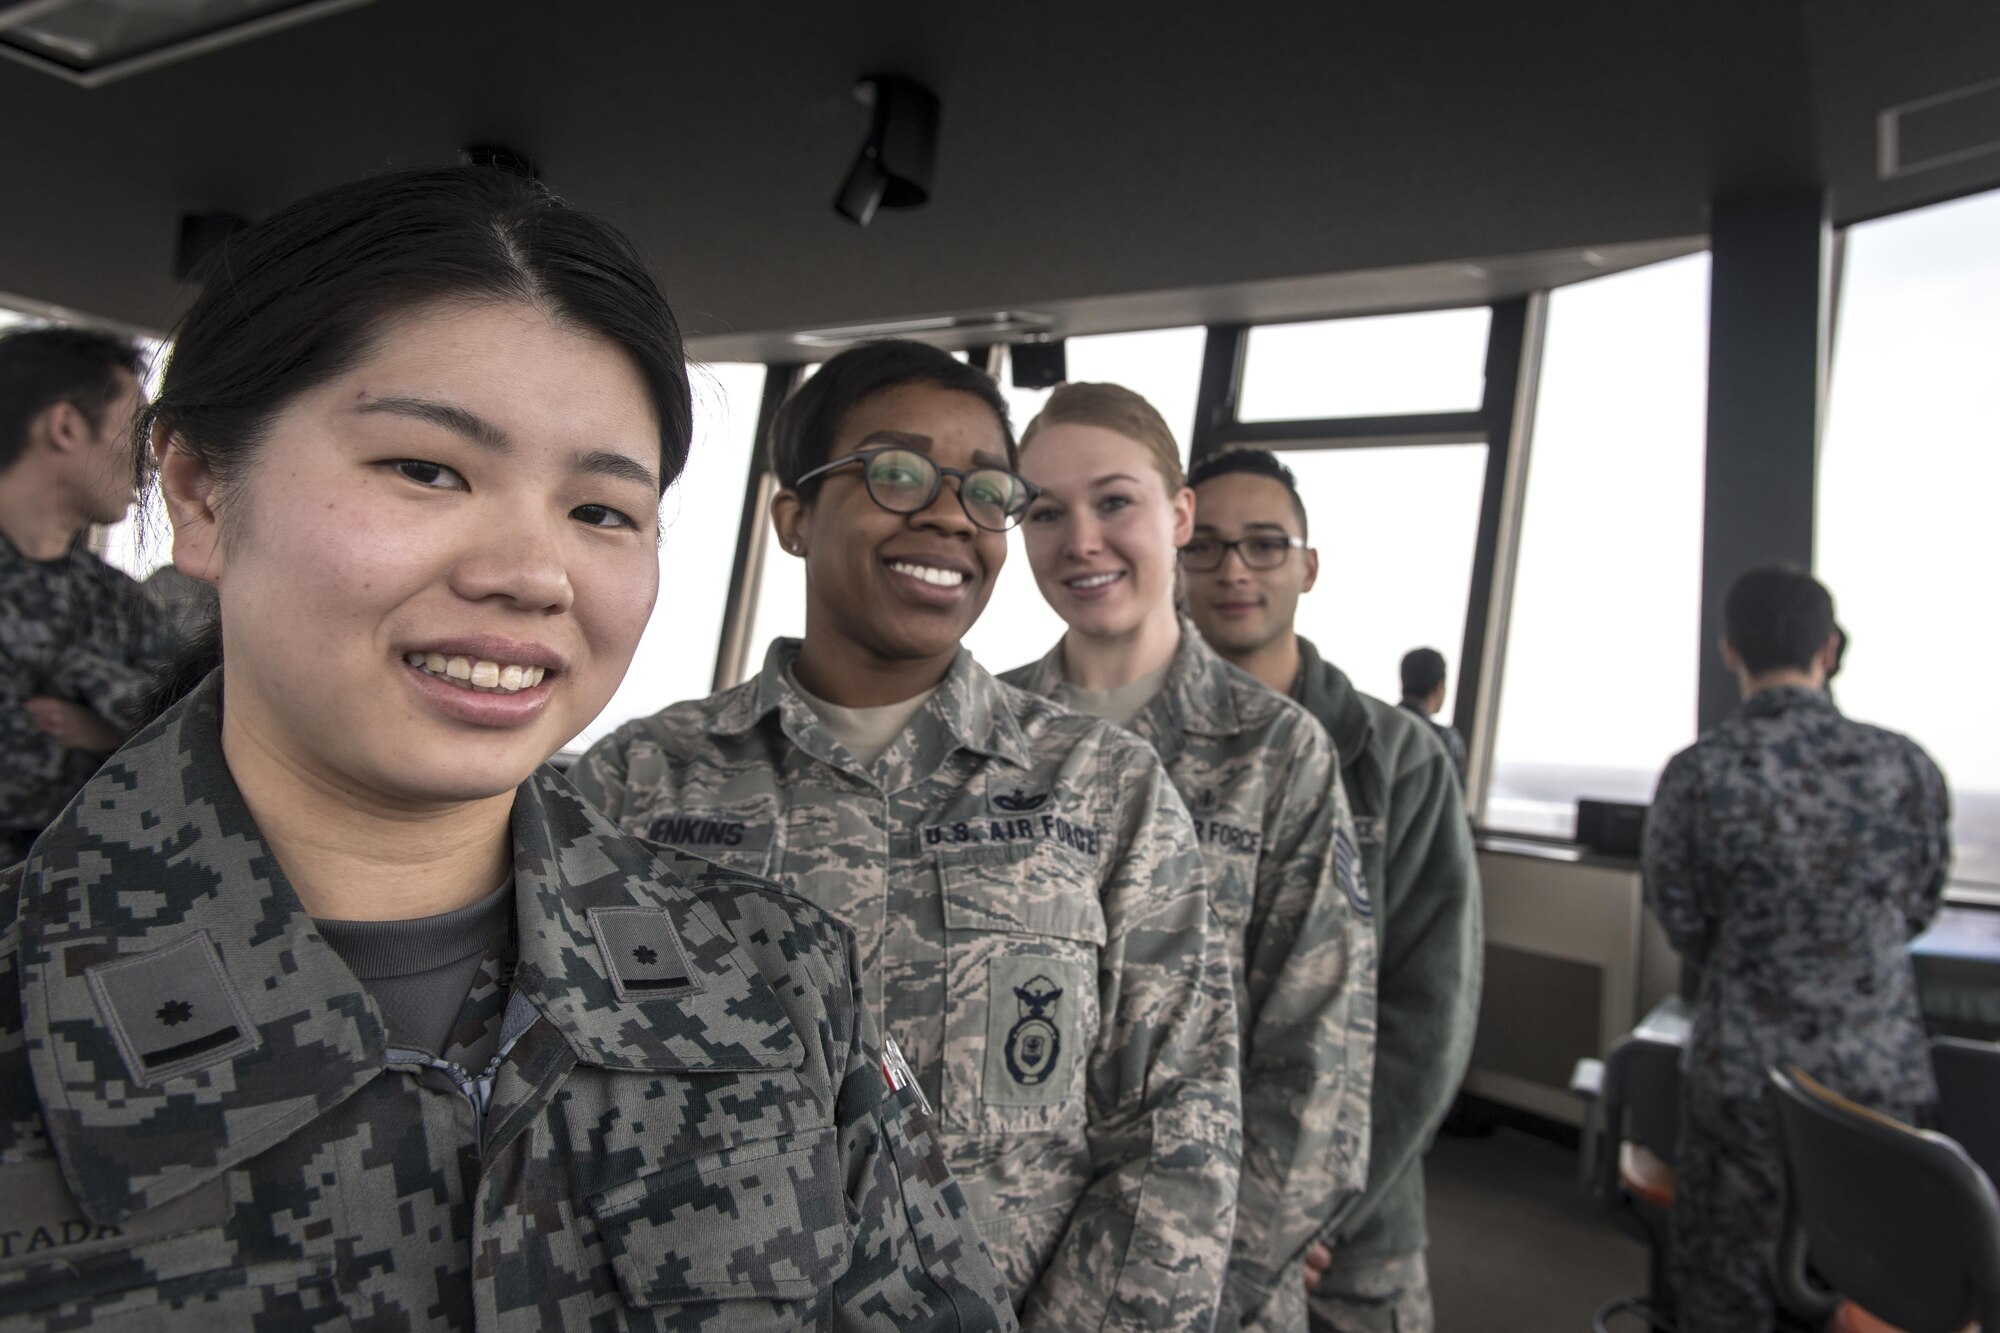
[0,326,169,865]
[1643,565,1951,1333]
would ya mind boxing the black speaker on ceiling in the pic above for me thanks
[1011,340,1067,389]
[834,75,940,226]
[173,212,247,282]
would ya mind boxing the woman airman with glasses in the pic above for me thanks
[574,340,1243,1331]
[998,382,1378,1331]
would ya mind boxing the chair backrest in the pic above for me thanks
[1934,1037,2000,1184]
[1610,1035,1681,1165]
[1770,1065,2000,1333]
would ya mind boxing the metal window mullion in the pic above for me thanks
[1458,294,1548,821]
[711,364,803,693]
[1215,410,1488,450]
[1188,324,1247,468]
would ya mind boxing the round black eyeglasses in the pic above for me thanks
[794,448,1039,532]
[1178,533,1308,572]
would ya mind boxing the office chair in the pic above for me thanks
[1572,1031,1683,1331]
[1770,1064,2000,1333]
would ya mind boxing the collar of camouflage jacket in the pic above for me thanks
[1290,634,1373,765]
[1740,682,1837,721]
[1012,617,1242,760]
[712,637,1031,771]
[15,672,802,1227]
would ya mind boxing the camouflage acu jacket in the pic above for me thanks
[1005,623,1377,1331]
[574,641,1243,1333]
[1642,685,1952,1106]
[0,533,171,864]
[0,673,1015,1331]
[1293,636,1480,1264]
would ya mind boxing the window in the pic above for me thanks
[572,361,765,748]
[747,327,1207,676]
[1485,255,1710,837]
[1283,445,1488,715]
[1240,309,1491,421]
[1817,186,2000,889]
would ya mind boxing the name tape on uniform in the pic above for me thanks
[644,813,775,854]
[0,1161,226,1269]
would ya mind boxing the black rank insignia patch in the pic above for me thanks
[85,930,260,1087]
[588,906,697,1003]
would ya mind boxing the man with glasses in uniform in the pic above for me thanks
[1182,446,1480,1333]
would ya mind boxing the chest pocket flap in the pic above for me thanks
[587,1127,850,1306]
[938,841,1107,945]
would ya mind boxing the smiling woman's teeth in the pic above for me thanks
[404,652,547,693]
[888,561,966,588]
[1069,572,1122,589]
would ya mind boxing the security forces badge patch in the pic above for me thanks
[982,953,1088,1108]
[1004,974,1063,1085]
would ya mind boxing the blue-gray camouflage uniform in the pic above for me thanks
[1,533,172,864]
[1642,684,1951,1333]
[0,672,1016,1330]
[574,640,1244,1332]
[1004,622,1377,1333]
[1293,637,1480,1333]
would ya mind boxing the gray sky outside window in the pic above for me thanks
[1240,308,1492,421]
[1819,187,2000,887]
[1486,254,1710,837]
[1287,444,1487,713]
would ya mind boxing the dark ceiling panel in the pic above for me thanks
[0,1,1990,341]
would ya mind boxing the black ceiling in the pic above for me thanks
[2,0,1996,356]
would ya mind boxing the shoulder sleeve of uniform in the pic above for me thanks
[1224,708,1377,1314]
[828,920,1019,1331]
[571,726,639,822]
[571,700,718,825]
[1897,736,1953,936]
[1022,726,1241,1332]
[1328,714,1480,1242]
[1641,747,1711,959]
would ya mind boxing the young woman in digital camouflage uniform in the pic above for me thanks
[574,340,1243,1332]
[0,168,1013,1332]
[999,383,1378,1333]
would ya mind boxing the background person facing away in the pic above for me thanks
[0,326,168,866]
[1396,647,1466,785]
[0,167,1013,1331]
[1183,445,1482,1333]
[573,340,1243,1332]
[998,384,1377,1333]
[1641,564,1950,1333]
